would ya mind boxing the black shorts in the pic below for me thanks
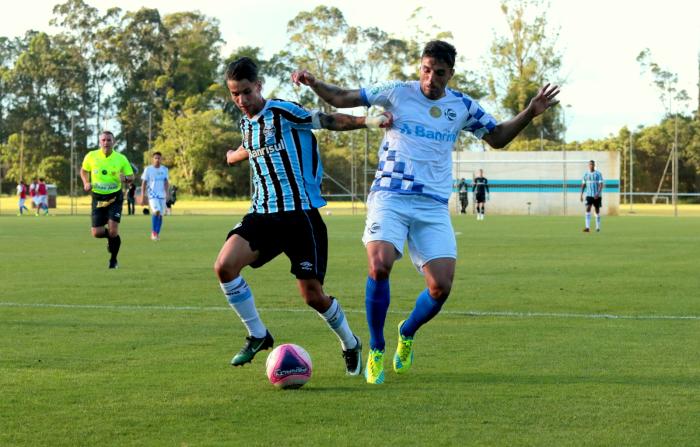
[459,192,469,202]
[227,208,328,283]
[585,196,602,208]
[91,191,123,227]
[475,193,486,203]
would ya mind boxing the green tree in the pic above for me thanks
[151,108,237,195]
[489,0,563,142]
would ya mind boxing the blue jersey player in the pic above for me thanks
[216,57,391,376]
[293,40,561,384]
[580,160,604,232]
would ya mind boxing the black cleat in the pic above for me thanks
[108,259,118,269]
[231,330,274,366]
[342,335,363,376]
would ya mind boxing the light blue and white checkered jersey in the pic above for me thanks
[142,165,169,199]
[240,99,325,213]
[582,170,604,197]
[360,81,497,203]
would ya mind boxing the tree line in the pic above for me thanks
[0,0,698,199]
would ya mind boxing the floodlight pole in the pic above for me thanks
[364,127,369,203]
[70,116,76,215]
[629,131,634,213]
[673,114,678,217]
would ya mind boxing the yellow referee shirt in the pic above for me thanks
[81,149,134,195]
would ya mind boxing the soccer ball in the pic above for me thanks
[265,344,313,389]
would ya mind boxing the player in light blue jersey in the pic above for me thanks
[293,40,561,384]
[580,160,604,232]
[216,57,392,376]
[140,152,169,241]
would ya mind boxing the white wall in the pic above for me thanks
[450,151,620,216]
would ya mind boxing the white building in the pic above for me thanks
[450,151,620,216]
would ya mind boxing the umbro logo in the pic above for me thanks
[299,261,313,271]
[368,222,380,234]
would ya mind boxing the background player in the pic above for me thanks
[292,40,560,384]
[580,159,604,232]
[140,152,170,241]
[457,178,469,214]
[80,130,134,268]
[16,181,29,215]
[216,57,391,375]
[473,169,490,220]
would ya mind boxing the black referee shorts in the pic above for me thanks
[227,208,328,283]
[91,191,123,227]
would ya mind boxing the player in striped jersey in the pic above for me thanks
[215,57,391,376]
[580,160,604,232]
[293,40,561,384]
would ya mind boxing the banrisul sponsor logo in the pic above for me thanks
[249,142,285,158]
[399,124,457,143]
[368,81,407,96]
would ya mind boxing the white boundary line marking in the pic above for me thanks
[1,302,699,321]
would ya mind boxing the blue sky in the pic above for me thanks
[3,0,699,142]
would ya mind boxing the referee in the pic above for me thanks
[80,130,134,269]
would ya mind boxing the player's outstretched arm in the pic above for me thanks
[226,146,248,165]
[483,84,560,149]
[318,112,393,131]
[291,69,364,109]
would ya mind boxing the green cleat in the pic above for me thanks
[364,349,385,384]
[393,320,414,374]
[231,330,274,366]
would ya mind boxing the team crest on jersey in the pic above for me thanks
[444,108,457,121]
[263,126,276,141]
[429,106,442,118]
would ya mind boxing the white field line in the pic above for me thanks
[1,302,699,321]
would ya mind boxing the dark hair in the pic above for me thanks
[101,130,114,137]
[39,177,45,182]
[225,57,259,82]
[421,40,457,68]
[153,151,162,157]
[589,160,596,164]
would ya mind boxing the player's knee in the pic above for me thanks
[107,228,119,238]
[368,261,391,281]
[428,280,452,300]
[214,258,240,282]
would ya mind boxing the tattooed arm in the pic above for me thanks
[292,70,365,109]
[317,112,393,131]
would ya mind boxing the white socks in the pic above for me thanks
[318,298,357,350]
[220,276,267,338]
[585,212,591,229]
[595,214,601,230]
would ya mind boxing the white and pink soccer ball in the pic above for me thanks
[265,344,313,389]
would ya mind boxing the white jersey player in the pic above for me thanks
[292,40,561,384]
[141,152,170,240]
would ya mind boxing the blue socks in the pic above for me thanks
[401,288,444,338]
[152,214,163,234]
[365,277,390,351]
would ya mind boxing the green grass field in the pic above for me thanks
[2,214,699,446]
